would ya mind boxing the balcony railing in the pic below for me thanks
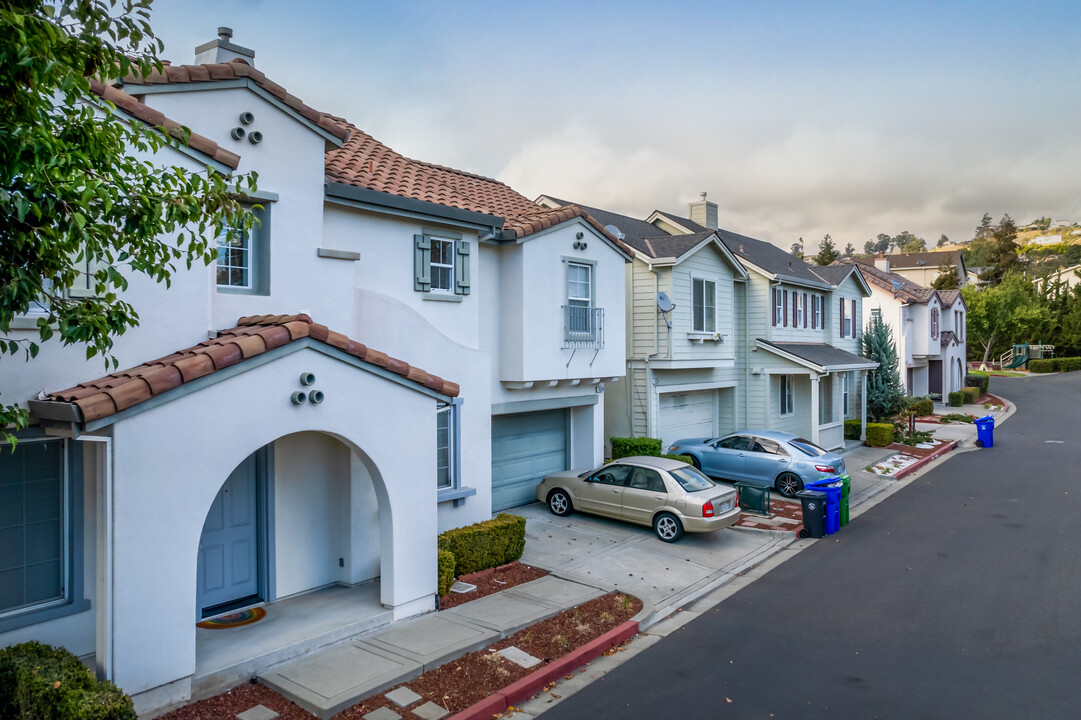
[563,305,604,349]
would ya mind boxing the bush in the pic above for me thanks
[1057,357,1081,372]
[437,549,456,597]
[437,513,526,577]
[904,396,935,417]
[865,423,895,447]
[948,391,966,406]
[961,386,980,404]
[610,437,663,459]
[964,373,989,394]
[0,641,136,720]
[939,413,974,424]
[844,419,862,440]
[1028,358,1055,373]
[661,454,695,465]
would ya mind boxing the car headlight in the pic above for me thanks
[669,446,679,452]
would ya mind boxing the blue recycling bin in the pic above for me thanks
[974,415,995,448]
[806,478,842,534]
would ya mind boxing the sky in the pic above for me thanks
[147,0,1081,252]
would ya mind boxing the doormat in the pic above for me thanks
[197,607,266,629]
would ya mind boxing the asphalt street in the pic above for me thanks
[539,375,1081,719]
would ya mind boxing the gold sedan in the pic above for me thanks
[535,456,740,543]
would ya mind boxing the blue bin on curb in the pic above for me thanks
[974,415,995,448]
[806,478,843,534]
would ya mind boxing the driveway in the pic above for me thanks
[511,504,792,625]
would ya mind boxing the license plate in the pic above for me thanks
[720,501,732,512]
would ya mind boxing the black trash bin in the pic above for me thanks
[797,490,827,539]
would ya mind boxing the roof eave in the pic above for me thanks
[325,182,504,233]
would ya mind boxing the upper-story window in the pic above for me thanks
[812,294,822,329]
[793,292,804,328]
[840,296,854,338]
[216,205,269,295]
[563,258,603,348]
[772,288,783,326]
[931,307,939,339]
[692,278,716,332]
[415,231,470,297]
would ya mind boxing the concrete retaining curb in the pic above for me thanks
[444,619,640,720]
[893,440,958,480]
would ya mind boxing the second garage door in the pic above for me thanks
[491,410,568,511]
[659,390,716,450]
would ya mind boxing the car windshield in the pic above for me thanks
[789,438,828,456]
[669,466,715,492]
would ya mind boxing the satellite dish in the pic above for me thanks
[657,292,673,313]
[604,224,626,241]
[891,280,905,291]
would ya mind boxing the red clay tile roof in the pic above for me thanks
[937,289,962,306]
[120,60,349,141]
[856,261,935,304]
[45,314,458,423]
[89,79,240,170]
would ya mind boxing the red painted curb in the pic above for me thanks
[444,619,640,720]
[893,440,958,479]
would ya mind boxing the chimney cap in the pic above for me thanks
[218,26,233,40]
[699,192,707,200]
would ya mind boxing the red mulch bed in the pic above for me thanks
[157,683,315,720]
[334,592,642,719]
[438,561,548,610]
[882,439,948,458]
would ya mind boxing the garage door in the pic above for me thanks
[492,410,568,511]
[659,391,716,450]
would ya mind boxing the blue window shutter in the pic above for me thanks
[414,234,431,292]
[454,240,471,295]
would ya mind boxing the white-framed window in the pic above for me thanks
[813,295,822,329]
[216,205,269,295]
[566,261,593,334]
[819,377,833,424]
[931,307,939,339]
[772,287,783,326]
[840,296,854,338]
[692,278,716,332]
[436,405,453,489]
[793,292,803,328]
[779,375,794,416]
[430,237,455,293]
[842,372,851,419]
[415,231,470,297]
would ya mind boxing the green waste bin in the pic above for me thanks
[735,482,771,516]
[839,474,851,526]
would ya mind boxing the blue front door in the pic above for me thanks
[197,453,261,617]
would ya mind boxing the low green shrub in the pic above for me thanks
[865,423,895,447]
[0,641,136,720]
[961,386,980,404]
[939,413,974,424]
[948,391,965,406]
[437,513,526,577]
[661,454,695,465]
[1057,356,1081,372]
[964,373,989,394]
[904,396,935,417]
[1028,358,1055,373]
[896,429,934,446]
[843,419,862,440]
[437,549,456,597]
[610,437,663,459]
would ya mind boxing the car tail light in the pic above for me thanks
[815,465,835,473]
[702,501,715,517]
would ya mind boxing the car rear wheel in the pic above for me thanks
[775,473,803,498]
[653,512,684,543]
[547,489,572,516]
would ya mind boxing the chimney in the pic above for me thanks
[874,256,891,272]
[688,192,718,230]
[194,27,255,66]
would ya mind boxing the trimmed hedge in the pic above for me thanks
[437,513,526,577]
[904,396,935,417]
[437,549,456,597]
[1028,358,1055,373]
[865,423,895,447]
[844,419,862,440]
[0,641,136,720]
[964,373,989,394]
[1058,357,1081,372]
[662,454,695,465]
[948,391,965,406]
[961,386,980,404]
[610,437,663,459]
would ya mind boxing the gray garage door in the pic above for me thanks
[491,410,568,511]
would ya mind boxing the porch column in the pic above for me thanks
[810,374,820,445]
[860,370,868,442]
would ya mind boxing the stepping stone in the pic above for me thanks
[450,581,476,594]
[237,706,279,720]
[385,687,423,708]
[411,701,449,720]
[364,709,401,720]
[499,646,541,669]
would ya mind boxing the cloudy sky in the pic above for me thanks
[148,0,1081,252]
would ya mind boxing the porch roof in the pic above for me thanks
[756,339,879,373]
[30,314,459,425]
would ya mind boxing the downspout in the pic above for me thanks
[742,280,750,428]
[80,434,114,682]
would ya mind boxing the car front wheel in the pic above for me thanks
[653,512,684,543]
[547,489,572,516]
[775,473,804,498]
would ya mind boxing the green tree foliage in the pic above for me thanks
[902,235,927,253]
[843,242,855,258]
[931,259,960,290]
[860,314,906,422]
[790,238,804,259]
[977,215,1023,286]
[0,0,256,442]
[975,212,994,240]
[962,235,995,269]
[937,233,949,247]
[813,233,839,266]
[963,273,1049,365]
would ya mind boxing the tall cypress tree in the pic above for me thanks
[860,315,906,421]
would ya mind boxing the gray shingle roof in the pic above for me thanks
[714,229,828,286]
[758,340,878,370]
[542,199,676,249]
[809,264,857,286]
[650,211,709,233]
[856,262,935,303]
[629,231,717,260]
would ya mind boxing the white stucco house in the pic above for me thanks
[0,30,628,714]
[538,194,878,451]
[871,250,968,289]
[856,262,968,398]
